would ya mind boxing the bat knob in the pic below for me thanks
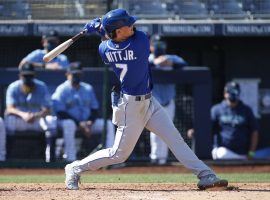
[43,55,51,62]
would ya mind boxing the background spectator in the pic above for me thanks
[19,30,70,70]
[149,35,188,165]
[4,63,57,162]
[52,64,115,162]
[211,81,270,159]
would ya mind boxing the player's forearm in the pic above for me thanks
[33,108,50,119]
[19,59,45,69]
[6,106,27,118]
[45,63,62,70]
[249,130,259,152]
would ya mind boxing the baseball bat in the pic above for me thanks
[43,29,87,62]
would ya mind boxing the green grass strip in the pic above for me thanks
[0,173,269,183]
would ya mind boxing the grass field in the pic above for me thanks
[0,168,269,200]
[0,173,269,183]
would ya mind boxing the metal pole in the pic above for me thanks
[91,0,112,153]
[101,0,112,148]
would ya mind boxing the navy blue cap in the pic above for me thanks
[67,62,82,74]
[224,81,240,95]
[20,63,35,75]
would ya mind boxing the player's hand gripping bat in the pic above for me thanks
[43,29,87,62]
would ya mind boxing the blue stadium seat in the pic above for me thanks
[208,0,248,19]
[128,0,173,19]
[171,0,209,19]
[242,0,256,12]
[0,0,30,20]
[251,0,270,19]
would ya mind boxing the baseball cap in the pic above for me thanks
[150,34,162,44]
[67,62,83,74]
[19,63,35,75]
[42,30,59,41]
[224,81,240,95]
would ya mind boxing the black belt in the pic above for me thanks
[120,93,152,101]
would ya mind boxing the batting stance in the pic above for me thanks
[65,8,228,190]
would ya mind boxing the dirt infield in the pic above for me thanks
[0,165,269,200]
[0,183,269,200]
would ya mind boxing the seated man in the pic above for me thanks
[211,81,270,159]
[4,63,57,162]
[19,30,70,70]
[52,64,115,162]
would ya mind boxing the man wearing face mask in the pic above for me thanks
[51,64,115,162]
[19,30,70,70]
[211,81,260,160]
[3,63,57,162]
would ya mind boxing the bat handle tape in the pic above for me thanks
[72,29,87,42]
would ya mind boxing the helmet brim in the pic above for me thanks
[127,15,137,26]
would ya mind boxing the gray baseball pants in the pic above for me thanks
[73,95,214,178]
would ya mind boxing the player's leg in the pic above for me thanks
[59,119,77,162]
[0,117,6,161]
[146,98,213,177]
[212,146,247,160]
[150,100,175,164]
[5,114,41,132]
[39,116,58,162]
[65,99,151,189]
[254,147,270,159]
[145,97,228,189]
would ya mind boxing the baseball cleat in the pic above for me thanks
[197,174,228,190]
[65,161,81,190]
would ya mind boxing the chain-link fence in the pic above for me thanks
[129,84,194,162]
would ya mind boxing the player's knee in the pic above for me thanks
[109,148,129,164]
[40,116,57,133]
[4,115,15,132]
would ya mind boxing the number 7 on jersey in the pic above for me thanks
[115,63,127,82]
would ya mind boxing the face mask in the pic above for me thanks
[22,75,35,87]
[227,89,240,103]
[46,41,58,51]
[71,74,81,85]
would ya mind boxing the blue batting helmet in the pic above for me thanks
[102,8,137,34]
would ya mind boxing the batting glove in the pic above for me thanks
[84,18,102,34]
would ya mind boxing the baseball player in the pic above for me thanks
[65,8,228,190]
[149,35,188,165]
[19,30,70,70]
[52,64,115,162]
[4,63,57,162]
[211,81,269,159]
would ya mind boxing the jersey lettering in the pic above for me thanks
[105,50,136,63]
